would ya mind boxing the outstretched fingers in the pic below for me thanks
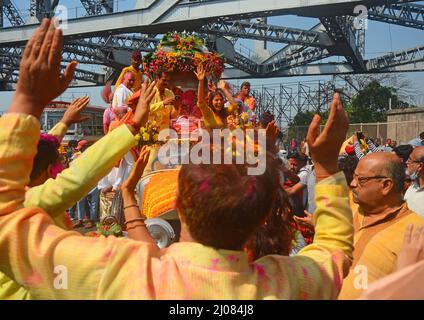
[306,114,321,147]
[30,19,50,61]
[60,61,77,93]
[38,20,56,65]
[49,27,64,70]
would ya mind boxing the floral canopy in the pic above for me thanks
[143,31,225,81]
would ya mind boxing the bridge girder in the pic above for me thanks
[369,3,424,30]
[0,0,423,88]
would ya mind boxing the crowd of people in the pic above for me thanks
[0,19,424,300]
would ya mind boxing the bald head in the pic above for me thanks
[358,153,405,193]
[411,146,424,162]
[351,152,405,211]
[122,72,135,89]
[407,146,424,182]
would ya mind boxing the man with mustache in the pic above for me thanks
[338,152,424,299]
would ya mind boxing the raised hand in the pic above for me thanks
[218,80,228,91]
[306,92,348,179]
[121,146,151,193]
[8,19,77,119]
[163,97,176,106]
[61,96,90,126]
[132,78,157,129]
[194,64,207,81]
[266,120,280,148]
[294,210,315,230]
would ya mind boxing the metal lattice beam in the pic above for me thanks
[0,46,105,85]
[1,0,416,46]
[367,45,424,70]
[0,65,105,85]
[223,61,424,79]
[29,0,59,21]
[264,47,330,74]
[200,20,334,47]
[319,16,365,71]
[80,0,113,16]
[71,35,159,53]
[2,0,25,26]
[369,3,424,30]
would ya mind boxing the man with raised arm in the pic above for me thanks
[0,19,353,300]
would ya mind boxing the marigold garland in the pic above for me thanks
[144,31,225,80]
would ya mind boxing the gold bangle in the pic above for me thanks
[124,217,146,226]
[124,204,139,210]
[126,223,147,231]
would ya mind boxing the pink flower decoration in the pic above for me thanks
[40,133,60,149]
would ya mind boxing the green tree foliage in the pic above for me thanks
[345,80,407,123]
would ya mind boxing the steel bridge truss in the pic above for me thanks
[0,0,423,90]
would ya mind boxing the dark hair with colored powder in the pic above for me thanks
[177,150,281,250]
[30,134,60,182]
[244,187,294,261]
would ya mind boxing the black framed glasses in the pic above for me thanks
[353,174,389,186]
[406,157,424,164]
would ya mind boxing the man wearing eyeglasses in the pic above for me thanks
[404,147,424,217]
[338,152,424,299]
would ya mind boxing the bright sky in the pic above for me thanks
[1,0,424,111]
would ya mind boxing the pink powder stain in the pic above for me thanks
[301,291,310,300]
[332,255,343,288]
[322,196,330,207]
[101,249,113,263]
[255,264,266,277]
[45,229,57,238]
[210,258,220,270]
[199,181,210,193]
[301,266,309,277]
[227,254,239,263]
[246,179,256,199]
[25,271,43,286]
[288,261,296,274]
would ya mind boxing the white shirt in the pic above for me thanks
[113,152,136,190]
[112,84,133,110]
[298,165,310,208]
[98,167,119,190]
[404,182,424,217]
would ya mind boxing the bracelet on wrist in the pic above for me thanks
[124,217,147,226]
[124,204,139,210]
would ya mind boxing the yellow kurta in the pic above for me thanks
[0,119,137,300]
[197,100,224,129]
[0,113,354,299]
[114,66,143,92]
[143,88,175,175]
[338,203,424,299]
